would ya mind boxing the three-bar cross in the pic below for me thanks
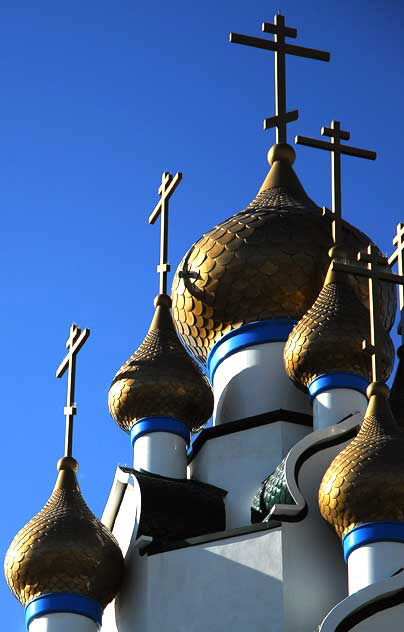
[332,245,404,382]
[296,121,376,245]
[230,13,330,143]
[56,323,90,457]
[388,222,404,341]
[149,171,182,295]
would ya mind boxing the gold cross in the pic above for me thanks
[230,13,330,143]
[149,171,182,295]
[295,121,376,245]
[332,245,404,382]
[388,222,404,339]
[56,323,90,457]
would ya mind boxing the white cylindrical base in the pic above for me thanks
[212,341,312,425]
[348,541,404,594]
[133,432,187,478]
[313,389,367,430]
[29,612,98,632]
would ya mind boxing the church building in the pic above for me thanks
[5,12,404,632]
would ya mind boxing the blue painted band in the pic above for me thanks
[130,417,190,447]
[308,372,369,401]
[207,319,297,382]
[25,593,102,628]
[343,522,404,562]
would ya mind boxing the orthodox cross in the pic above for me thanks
[56,323,90,458]
[149,171,182,295]
[332,245,404,382]
[229,13,330,143]
[388,222,404,341]
[295,121,376,245]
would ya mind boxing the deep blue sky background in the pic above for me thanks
[1,1,403,628]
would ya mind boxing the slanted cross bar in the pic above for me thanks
[296,121,376,245]
[149,171,182,295]
[56,323,90,458]
[230,13,330,143]
[332,245,404,382]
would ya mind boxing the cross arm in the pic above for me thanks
[229,32,330,61]
[55,328,90,378]
[295,135,376,160]
[331,260,404,285]
[148,172,182,224]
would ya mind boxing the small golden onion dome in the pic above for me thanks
[319,382,404,539]
[284,246,395,388]
[4,456,124,608]
[108,294,213,433]
[171,144,396,364]
[389,345,404,430]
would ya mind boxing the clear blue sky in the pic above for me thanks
[2,0,403,628]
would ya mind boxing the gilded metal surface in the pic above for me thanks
[284,251,395,387]
[389,346,404,430]
[319,383,404,539]
[109,294,213,433]
[171,148,396,364]
[4,457,124,607]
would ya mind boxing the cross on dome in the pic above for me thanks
[149,171,182,295]
[56,323,90,458]
[295,121,376,245]
[229,13,330,143]
[389,222,404,341]
[332,245,404,382]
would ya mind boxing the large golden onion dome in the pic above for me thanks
[284,246,395,388]
[318,382,404,539]
[4,456,124,608]
[171,144,396,364]
[108,293,213,433]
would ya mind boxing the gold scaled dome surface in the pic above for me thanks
[171,144,396,364]
[4,457,124,607]
[319,383,404,539]
[284,247,395,387]
[108,294,214,433]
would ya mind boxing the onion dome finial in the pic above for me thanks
[108,294,214,434]
[284,247,394,389]
[171,147,396,364]
[4,456,124,609]
[319,382,404,539]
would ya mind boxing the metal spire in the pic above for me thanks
[229,13,330,143]
[149,171,182,295]
[295,121,376,245]
[55,323,90,458]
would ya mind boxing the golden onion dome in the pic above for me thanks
[4,456,124,608]
[171,144,396,364]
[108,293,213,433]
[319,382,404,539]
[284,246,395,388]
[389,345,404,430]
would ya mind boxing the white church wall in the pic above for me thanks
[189,421,310,529]
[213,341,312,424]
[281,435,350,631]
[111,527,284,632]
